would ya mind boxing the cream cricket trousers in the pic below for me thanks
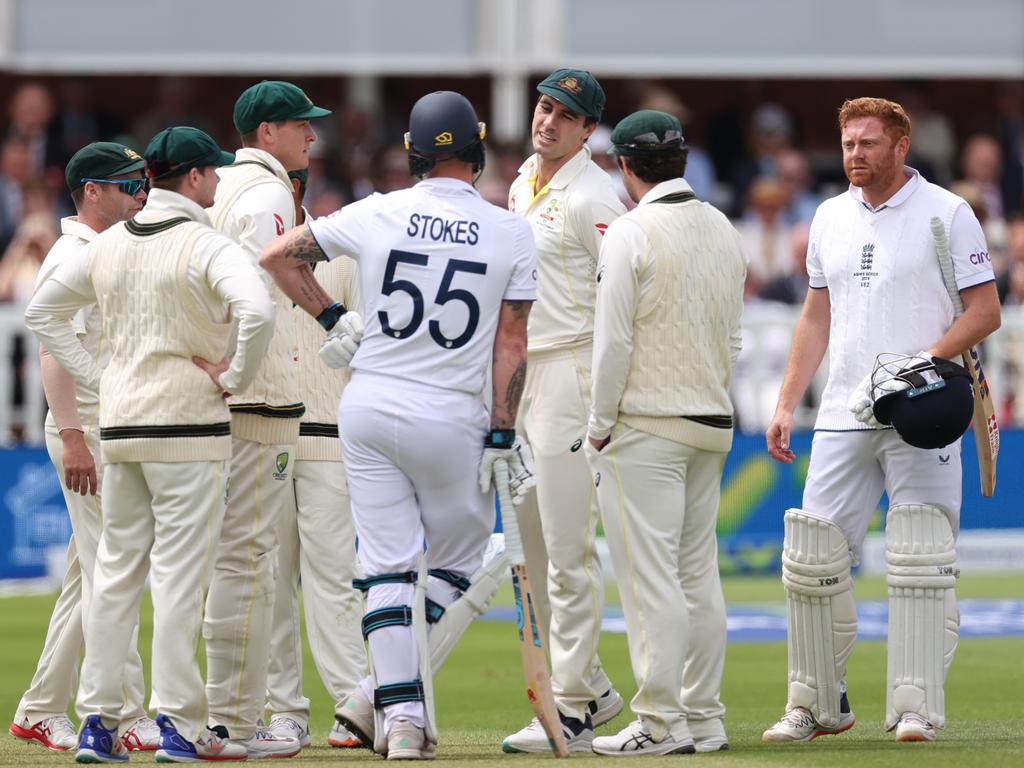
[77,459,227,741]
[205,437,294,739]
[516,346,611,720]
[586,426,728,743]
[15,423,146,728]
[267,457,366,726]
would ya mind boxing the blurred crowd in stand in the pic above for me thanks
[2,76,1023,436]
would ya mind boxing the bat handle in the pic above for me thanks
[494,458,525,565]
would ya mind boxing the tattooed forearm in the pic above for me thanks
[297,264,334,311]
[503,300,532,320]
[281,227,327,263]
[505,360,526,416]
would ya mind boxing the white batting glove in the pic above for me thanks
[479,434,536,506]
[849,351,932,427]
[318,311,363,369]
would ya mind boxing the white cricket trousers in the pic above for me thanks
[516,346,611,719]
[77,459,228,741]
[205,437,294,739]
[340,373,493,732]
[267,457,367,726]
[586,426,727,743]
[16,423,147,728]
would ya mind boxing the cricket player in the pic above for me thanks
[24,126,275,763]
[585,111,745,756]
[763,97,1000,744]
[264,168,367,750]
[203,80,330,758]
[503,68,626,753]
[260,90,537,759]
[11,142,158,753]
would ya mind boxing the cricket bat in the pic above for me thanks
[931,216,999,496]
[494,459,569,758]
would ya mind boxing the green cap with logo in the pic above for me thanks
[65,141,146,192]
[144,126,235,180]
[233,80,332,134]
[608,110,685,156]
[536,68,605,121]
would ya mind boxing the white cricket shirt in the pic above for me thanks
[807,167,995,431]
[508,146,625,353]
[308,177,536,396]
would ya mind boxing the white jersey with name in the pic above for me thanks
[807,167,994,431]
[308,177,536,395]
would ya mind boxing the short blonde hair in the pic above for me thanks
[838,97,911,139]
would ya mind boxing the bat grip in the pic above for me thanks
[494,458,525,565]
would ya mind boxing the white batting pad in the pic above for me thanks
[781,508,856,727]
[885,503,958,730]
[428,551,509,669]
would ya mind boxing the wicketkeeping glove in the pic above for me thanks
[319,311,364,369]
[478,429,536,506]
[848,351,931,427]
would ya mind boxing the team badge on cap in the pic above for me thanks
[123,148,142,161]
[557,75,582,95]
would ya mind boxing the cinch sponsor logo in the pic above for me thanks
[969,251,991,265]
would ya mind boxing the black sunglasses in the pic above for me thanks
[80,178,149,197]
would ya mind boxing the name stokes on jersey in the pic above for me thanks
[407,212,480,245]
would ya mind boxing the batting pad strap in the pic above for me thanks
[353,571,417,593]
[428,568,472,592]
[361,606,413,639]
[373,681,424,708]
[425,598,445,624]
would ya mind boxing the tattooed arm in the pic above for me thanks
[258,224,335,318]
[491,300,532,430]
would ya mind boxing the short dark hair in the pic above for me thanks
[150,174,190,193]
[240,120,287,147]
[70,187,85,210]
[621,148,689,184]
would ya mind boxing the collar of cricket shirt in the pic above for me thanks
[848,165,921,213]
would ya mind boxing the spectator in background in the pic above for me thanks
[759,222,810,306]
[368,144,412,194]
[775,149,820,225]
[957,134,1008,256]
[0,212,58,305]
[736,177,793,298]
[0,135,33,251]
[586,124,631,206]
[731,102,795,217]
[895,83,956,187]
[997,215,1024,305]
[5,82,61,178]
[53,79,125,167]
[131,78,211,154]
[996,82,1024,216]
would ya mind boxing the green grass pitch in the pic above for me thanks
[1,573,1022,767]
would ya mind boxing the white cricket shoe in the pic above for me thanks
[689,718,729,752]
[502,712,594,753]
[328,719,362,749]
[895,712,936,742]
[592,719,696,756]
[225,723,301,759]
[335,688,375,748]
[385,718,435,761]
[267,716,310,749]
[9,714,78,750]
[588,688,625,728]
[762,705,856,743]
[120,715,160,751]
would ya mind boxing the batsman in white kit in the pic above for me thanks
[763,97,1000,744]
[260,90,537,759]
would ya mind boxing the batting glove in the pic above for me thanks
[849,351,932,427]
[479,429,536,506]
[319,311,364,369]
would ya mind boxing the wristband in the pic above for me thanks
[316,301,347,331]
[484,428,516,449]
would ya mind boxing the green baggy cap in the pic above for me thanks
[608,110,685,156]
[536,68,605,121]
[233,80,332,134]
[65,141,146,191]
[144,126,235,180]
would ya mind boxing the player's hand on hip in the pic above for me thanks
[192,355,232,399]
[766,409,796,464]
[319,311,363,369]
[59,428,98,496]
[479,435,536,506]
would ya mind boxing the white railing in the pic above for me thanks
[2,301,1021,445]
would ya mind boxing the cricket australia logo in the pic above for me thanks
[272,452,290,481]
[855,242,878,288]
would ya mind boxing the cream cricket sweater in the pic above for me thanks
[589,179,746,452]
[209,148,303,444]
